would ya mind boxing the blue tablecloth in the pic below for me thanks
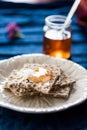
[0,1,87,130]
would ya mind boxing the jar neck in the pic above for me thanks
[45,15,71,30]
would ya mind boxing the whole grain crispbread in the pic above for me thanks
[23,63,61,94]
[4,79,38,96]
[4,63,75,98]
[54,70,75,89]
[48,85,73,98]
[4,63,61,95]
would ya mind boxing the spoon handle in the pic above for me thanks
[62,0,81,32]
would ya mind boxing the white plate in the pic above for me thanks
[0,54,87,113]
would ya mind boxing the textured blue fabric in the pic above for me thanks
[0,1,87,130]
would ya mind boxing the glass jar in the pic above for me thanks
[43,15,72,59]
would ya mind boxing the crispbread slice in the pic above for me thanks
[4,65,38,96]
[23,64,61,94]
[4,63,75,98]
[4,63,61,95]
[4,79,38,97]
[47,85,73,98]
[54,70,75,89]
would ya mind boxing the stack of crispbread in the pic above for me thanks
[4,63,75,99]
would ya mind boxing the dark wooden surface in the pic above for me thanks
[0,1,87,130]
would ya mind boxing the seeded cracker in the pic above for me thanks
[23,64,61,94]
[4,64,61,96]
[48,85,73,98]
[4,63,75,98]
[54,70,75,89]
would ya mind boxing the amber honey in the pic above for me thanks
[43,30,71,59]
